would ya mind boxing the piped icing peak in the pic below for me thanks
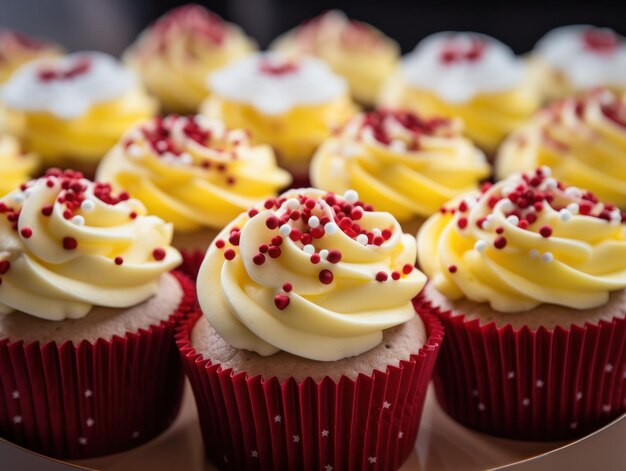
[197,188,426,361]
[1,51,137,119]
[400,32,525,103]
[208,52,347,115]
[96,115,292,231]
[0,29,62,83]
[418,168,626,313]
[534,25,626,90]
[0,169,181,320]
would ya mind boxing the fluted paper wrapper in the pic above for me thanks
[177,310,444,471]
[415,297,626,441]
[180,249,206,281]
[0,271,197,459]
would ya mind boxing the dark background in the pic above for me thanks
[1,0,625,56]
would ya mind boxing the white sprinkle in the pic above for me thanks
[324,222,338,235]
[319,249,329,260]
[529,249,540,259]
[303,244,315,255]
[372,228,382,236]
[500,200,514,212]
[482,215,494,230]
[540,166,552,177]
[12,193,24,204]
[279,224,291,236]
[86,418,94,427]
[474,240,488,253]
[566,203,579,214]
[389,139,406,153]
[577,391,583,401]
[128,144,143,157]
[308,216,320,228]
[610,210,622,225]
[541,252,554,263]
[71,215,85,226]
[356,234,369,245]
[522,398,530,407]
[286,198,300,210]
[565,187,582,198]
[559,209,572,222]
[180,153,193,165]
[543,178,558,190]
[478,403,486,411]
[506,215,519,226]
[344,189,358,203]
[81,199,95,213]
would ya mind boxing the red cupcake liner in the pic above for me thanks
[415,297,626,441]
[179,249,206,281]
[0,271,197,459]
[176,310,443,471]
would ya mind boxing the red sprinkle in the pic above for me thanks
[41,205,53,216]
[310,253,321,264]
[63,237,78,250]
[265,216,280,229]
[215,239,225,249]
[448,265,458,273]
[402,264,413,275]
[274,294,290,310]
[539,225,553,238]
[391,271,401,280]
[152,247,166,260]
[319,269,334,284]
[248,208,259,218]
[282,282,293,292]
[327,249,342,264]
[457,217,468,229]
[114,256,124,265]
[494,236,507,249]
[268,246,281,258]
[375,271,388,282]
[20,227,32,238]
[0,260,10,275]
[224,248,236,260]
[252,253,266,265]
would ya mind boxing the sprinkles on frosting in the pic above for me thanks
[214,189,414,311]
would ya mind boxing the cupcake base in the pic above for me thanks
[0,271,197,459]
[415,292,626,441]
[176,310,443,471]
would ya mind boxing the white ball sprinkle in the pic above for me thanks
[541,252,554,263]
[389,140,406,153]
[500,200,514,212]
[308,216,320,228]
[303,244,315,255]
[544,178,558,190]
[12,193,24,204]
[506,215,519,226]
[529,249,540,259]
[287,198,300,210]
[81,199,95,213]
[559,209,572,222]
[565,187,582,198]
[474,240,488,253]
[566,203,579,214]
[482,215,494,230]
[180,153,193,165]
[324,222,338,235]
[372,228,382,236]
[501,185,516,197]
[344,189,358,203]
[319,249,329,260]
[128,144,143,158]
[279,224,291,236]
[356,234,369,245]
[540,166,552,177]
[71,215,85,226]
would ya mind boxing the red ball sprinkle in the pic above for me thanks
[402,264,413,275]
[63,237,78,250]
[326,249,342,264]
[258,244,269,254]
[319,269,334,284]
[274,294,290,310]
[114,256,124,265]
[271,235,283,246]
[289,228,301,241]
[253,253,266,265]
[41,205,53,216]
[539,225,553,238]
[382,229,392,240]
[20,227,32,238]
[375,271,388,282]
[391,271,401,280]
[282,282,293,292]
[229,232,240,246]
[152,247,166,260]
[457,217,468,229]
[495,226,504,234]
[268,245,281,258]
[310,253,321,264]
[494,236,507,249]
[373,236,385,246]
[305,199,316,209]
[448,265,458,273]
[0,260,10,275]
[224,248,236,260]
[215,239,225,249]
[248,208,259,218]
[129,211,137,219]
[265,216,280,229]
[264,199,275,209]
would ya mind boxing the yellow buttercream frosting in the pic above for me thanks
[1,52,156,168]
[0,134,37,196]
[202,53,357,175]
[379,32,539,154]
[197,188,426,361]
[124,4,256,113]
[0,169,181,320]
[418,169,626,312]
[310,110,489,222]
[497,89,626,208]
[270,10,399,106]
[0,29,62,85]
[97,115,292,232]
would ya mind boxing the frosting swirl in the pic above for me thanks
[202,53,356,168]
[497,89,626,208]
[197,188,426,361]
[124,4,256,113]
[1,52,156,165]
[379,32,538,153]
[0,169,181,320]
[418,168,626,312]
[270,10,400,106]
[311,110,489,222]
[530,25,626,101]
[0,29,62,84]
[0,134,37,196]
[97,114,292,232]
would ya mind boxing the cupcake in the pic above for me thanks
[310,109,489,234]
[124,4,256,113]
[201,52,357,184]
[0,133,37,196]
[1,51,157,175]
[0,169,196,458]
[528,25,626,102]
[415,168,626,440]
[270,10,400,107]
[497,88,626,209]
[0,29,62,85]
[97,114,292,278]
[379,32,539,155]
[177,188,443,470]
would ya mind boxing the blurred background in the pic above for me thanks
[1,0,625,55]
